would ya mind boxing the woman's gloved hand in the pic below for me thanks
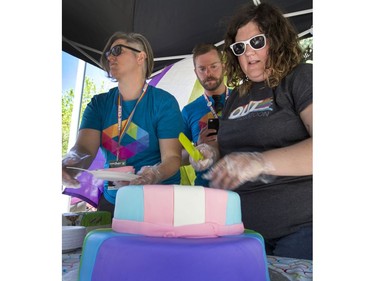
[203,152,274,190]
[189,143,219,171]
[62,150,91,188]
[128,165,163,185]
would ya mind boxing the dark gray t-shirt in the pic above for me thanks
[218,63,312,240]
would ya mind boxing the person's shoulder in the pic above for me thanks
[84,88,116,108]
[186,95,205,106]
[147,85,180,109]
[147,85,173,97]
[93,87,117,100]
[182,95,204,111]
[293,63,312,74]
[284,63,312,83]
[226,87,238,100]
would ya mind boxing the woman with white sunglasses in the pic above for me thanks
[189,3,312,260]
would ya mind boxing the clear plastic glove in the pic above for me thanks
[128,165,163,185]
[62,150,91,188]
[189,143,219,171]
[203,152,274,190]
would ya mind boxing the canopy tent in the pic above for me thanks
[62,0,312,73]
[62,0,313,209]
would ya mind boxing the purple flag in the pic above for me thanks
[62,149,106,208]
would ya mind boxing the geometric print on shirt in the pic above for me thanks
[102,120,149,160]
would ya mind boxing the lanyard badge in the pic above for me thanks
[114,83,148,163]
[109,160,127,168]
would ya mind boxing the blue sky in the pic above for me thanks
[62,51,116,94]
[62,51,79,93]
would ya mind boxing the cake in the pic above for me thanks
[78,185,270,281]
[112,185,244,237]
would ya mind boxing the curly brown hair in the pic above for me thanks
[223,2,303,96]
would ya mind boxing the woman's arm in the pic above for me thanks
[157,138,182,180]
[73,129,102,158]
[62,129,101,186]
[128,138,182,185]
[262,103,312,176]
[206,103,312,190]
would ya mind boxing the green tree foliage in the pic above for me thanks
[62,88,74,156]
[62,77,106,156]
[300,37,313,62]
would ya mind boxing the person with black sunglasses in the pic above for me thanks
[189,3,312,260]
[180,43,232,187]
[62,32,184,217]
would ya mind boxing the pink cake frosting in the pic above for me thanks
[103,166,135,173]
[112,185,244,238]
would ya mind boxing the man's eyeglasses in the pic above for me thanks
[196,62,222,74]
[105,44,141,59]
[229,34,266,56]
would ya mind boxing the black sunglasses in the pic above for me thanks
[229,34,266,56]
[105,44,141,59]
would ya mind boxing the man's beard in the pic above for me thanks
[200,76,224,91]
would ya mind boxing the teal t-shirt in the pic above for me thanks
[80,85,184,204]
[181,89,231,186]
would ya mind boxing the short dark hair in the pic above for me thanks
[192,43,222,67]
[100,32,154,79]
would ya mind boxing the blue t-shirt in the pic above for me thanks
[80,85,184,204]
[181,89,231,186]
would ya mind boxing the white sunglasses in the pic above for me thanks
[229,34,266,56]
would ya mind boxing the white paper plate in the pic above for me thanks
[67,167,139,181]
[62,226,86,252]
[88,170,139,181]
